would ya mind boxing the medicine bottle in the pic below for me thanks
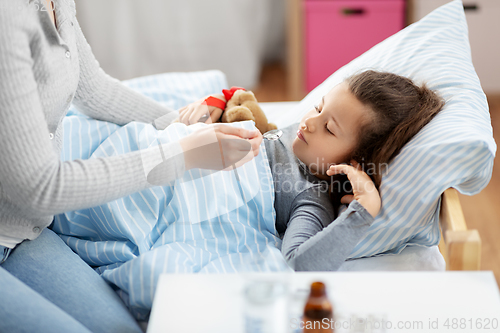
[303,281,334,333]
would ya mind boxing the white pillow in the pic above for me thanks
[278,0,496,258]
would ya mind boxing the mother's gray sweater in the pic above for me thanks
[0,0,183,243]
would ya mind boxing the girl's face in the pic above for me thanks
[292,82,372,175]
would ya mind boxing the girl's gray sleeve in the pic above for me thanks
[281,188,374,271]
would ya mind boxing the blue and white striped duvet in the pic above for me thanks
[53,71,290,319]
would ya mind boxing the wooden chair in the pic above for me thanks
[439,188,482,270]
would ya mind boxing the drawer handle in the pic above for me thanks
[463,4,478,11]
[342,7,366,16]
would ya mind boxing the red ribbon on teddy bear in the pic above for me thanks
[222,87,246,102]
[201,87,245,110]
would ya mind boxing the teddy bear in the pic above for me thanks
[220,87,277,134]
[173,87,278,134]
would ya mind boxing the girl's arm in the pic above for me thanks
[282,161,380,271]
[71,17,176,127]
[281,189,374,271]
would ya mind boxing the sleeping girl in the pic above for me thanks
[53,70,444,318]
[266,70,444,270]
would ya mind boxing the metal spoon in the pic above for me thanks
[263,129,283,141]
[197,113,283,141]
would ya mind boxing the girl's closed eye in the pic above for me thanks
[314,105,334,135]
[326,125,334,135]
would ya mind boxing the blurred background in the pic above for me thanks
[76,0,499,283]
[76,0,500,100]
[76,0,286,89]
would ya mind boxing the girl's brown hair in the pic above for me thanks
[331,70,444,200]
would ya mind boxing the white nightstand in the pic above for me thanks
[148,272,500,333]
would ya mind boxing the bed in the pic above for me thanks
[439,188,481,270]
[53,0,494,321]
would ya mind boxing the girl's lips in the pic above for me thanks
[297,129,307,143]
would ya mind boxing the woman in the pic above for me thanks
[0,0,261,332]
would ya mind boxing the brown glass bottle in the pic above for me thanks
[302,281,334,333]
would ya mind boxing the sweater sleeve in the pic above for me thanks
[71,16,177,126]
[281,187,374,271]
[0,8,185,218]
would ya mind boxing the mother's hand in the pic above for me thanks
[326,160,381,218]
[180,124,262,171]
[178,94,225,125]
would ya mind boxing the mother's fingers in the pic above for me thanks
[248,132,263,156]
[179,106,194,124]
[214,124,260,139]
[206,107,223,124]
[218,137,253,169]
[188,104,210,125]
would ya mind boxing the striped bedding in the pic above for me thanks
[53,71,290,319]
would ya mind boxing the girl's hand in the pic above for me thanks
[326,160,381,218]
[178,94,225,125]
[180,124,262,171]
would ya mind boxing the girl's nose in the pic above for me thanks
[304,117,316,132]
